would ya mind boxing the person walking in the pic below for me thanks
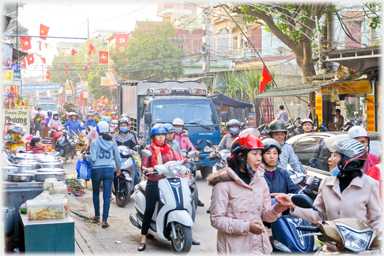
[277,105,290,126]
[84,121,122,228]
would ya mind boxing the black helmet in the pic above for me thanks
[295,116,301,121]
[332,138,368,172]
[261,138,281,155]
[47,110,52,116]
[269,120,287,134]
[227,119,241,136]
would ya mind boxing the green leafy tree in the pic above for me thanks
[346,102,356,118]
[110,22,184,81]
[3,2,29,46]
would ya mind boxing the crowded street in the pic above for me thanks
[2,1,382,255]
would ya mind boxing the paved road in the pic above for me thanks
[66,155,218,255]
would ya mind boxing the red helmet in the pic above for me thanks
[231,134,264,155]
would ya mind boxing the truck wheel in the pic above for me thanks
[201,166,212,179]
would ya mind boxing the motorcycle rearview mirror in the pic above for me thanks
[206,140,213,147]
[196,140,203,146]
[291,194,313,209]
[221,112,229,122]
[305,176,315,186]
[187,151,196,158]
[141,149,153,158]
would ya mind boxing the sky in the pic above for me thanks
[9,1,163,76]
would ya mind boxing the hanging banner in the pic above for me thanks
[316,95,322,126]
[2,43,13,69]
[366,95,375,132]
[248,112,256,128]
[3,109,30,135]
[331,88,338,102]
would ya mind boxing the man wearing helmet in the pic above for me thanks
[353,111,362,126]
[294,116,301,127]
[209,119,241,158]
[301,118,315,133]
[113,118,138,150]
[85,113,97,127]
[273,138,382,252]
[172,118,200,157]
[348,126,378,173]
[269,120,306,174]
[208,134,290,254]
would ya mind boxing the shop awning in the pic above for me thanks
[208,93,253,108]
[255,84,322,98]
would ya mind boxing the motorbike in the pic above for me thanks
[55,130,79,160]
[205,140,230,174]
[257,123,270,138]
[112,145,136,207]
[287,124,303,138]
[341,119,354,131]
[318,123,328,132]
[50,126,63,150]
[130,149,194,253]
[291,194,382,255]
[270,177,317,253]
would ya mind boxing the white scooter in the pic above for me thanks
[129,149,195,253]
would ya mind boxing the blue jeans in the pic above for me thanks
[91,167,114,222]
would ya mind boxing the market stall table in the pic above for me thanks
[19,212,75,253]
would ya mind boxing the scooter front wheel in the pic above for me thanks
[171,223,192,253]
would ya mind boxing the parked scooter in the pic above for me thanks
[112,145,136,207]
[291,194,382,255]
[341,119,354,131]
[55,130,78,160]
[270,177,316,253]
[130,149,194,253]
[257,123,270,138]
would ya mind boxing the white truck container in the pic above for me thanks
[36,97,58,116]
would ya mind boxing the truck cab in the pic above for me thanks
[118,81,223,178]
[36,97,58,117]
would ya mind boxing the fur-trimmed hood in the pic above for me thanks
[207,168,234,186]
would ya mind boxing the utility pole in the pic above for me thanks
[203,5,210,73]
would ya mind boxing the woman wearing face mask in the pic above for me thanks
[172,118,199,157]
[207,134,290,254]
[48,112,63,135]
[209,119,241,158]
[272,138,382,252]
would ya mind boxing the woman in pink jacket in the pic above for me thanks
[172,118,200,157]
[207,134,289,254]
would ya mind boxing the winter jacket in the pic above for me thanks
[278,142,306,174]
[63,119,84,135]
[141,145,178,181]
[42,116,52,126]
[48,118,63,131]
[166,139,182,154]
[290,174,382,252]
[362,152,378,174]
[86,136,121,170]
[85,119,97,127]
[207,167,281,254]
[261,165,300,194]
[85,127,99,145]
[216,134,237,152]
[367,162,383,201]
[174,133,195,151]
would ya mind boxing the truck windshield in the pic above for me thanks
[38,104,57,111]
[152,99,217,125]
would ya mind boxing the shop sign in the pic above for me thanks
[101,76,110,86]
[316,95,322,126]
[331,88,338,102]
[2,43,13,69]
[249,112,256,128]
[321,80,371,95]
[3,109,30,135]
[3,70,14,85]
[366,95,375,132]
[4,80,22,95]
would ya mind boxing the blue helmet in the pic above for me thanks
[151,124,167,136]
[93,111,98,115]
[164,123,175,132]
[47,110,52,116]
[101,116,111,124]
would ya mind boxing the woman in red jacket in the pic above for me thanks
[138,124,179,251]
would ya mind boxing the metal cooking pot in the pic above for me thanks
[3,207,15,236]
[38,162,62,169]
[13,164,35,172]
[21,170,37,180]
[2,166,19,180]
[10,153,36,162]
[35,171,67,182]
[9,173,34,182]
[37,168,66,173]
[16,160,40,170]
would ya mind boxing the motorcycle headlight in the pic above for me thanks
[204,146,215,152]
[169,163,182,175]
[336,223,373,252]
[159,189,166,204]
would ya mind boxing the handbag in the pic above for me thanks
[76,159,92,179]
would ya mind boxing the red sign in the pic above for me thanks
[249,112,256,128]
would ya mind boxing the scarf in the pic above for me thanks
[150,139,173,167]
[260,162,277,172]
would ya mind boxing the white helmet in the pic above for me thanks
[301,118,314,125]
[348,126,368,139]
[96,121,110,134]
[172,118,184,126]
[239,128,260,138]
[354,111,359,116]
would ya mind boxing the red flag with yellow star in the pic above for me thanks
[46,71,51,80]
[84,62,91,71]
[41,57,46,64]
[20,37,31,50]
[40,24,50,40]
[26,54,34,65]
[259,65,272,93]
[71,49,77,56]
[20,58,26,68]
[88,44,95,56]
[66,64,69,74]
[99,51,108,64]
